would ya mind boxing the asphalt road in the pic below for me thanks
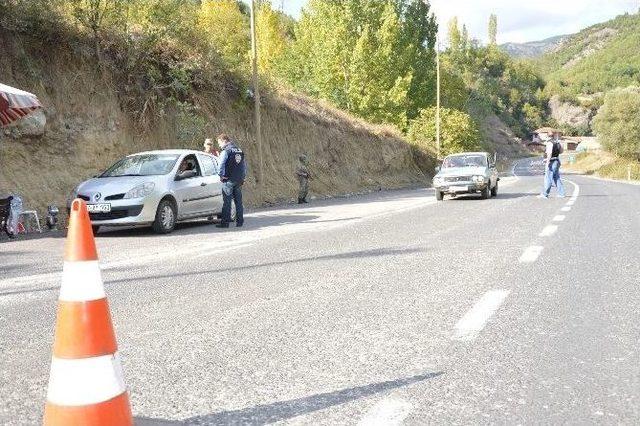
[1,157,639,425]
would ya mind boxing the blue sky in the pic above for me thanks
[266,0,639,44]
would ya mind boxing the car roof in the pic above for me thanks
[445,152,488,157]
[128,149,209,157]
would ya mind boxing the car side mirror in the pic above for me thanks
[435,166,441,173]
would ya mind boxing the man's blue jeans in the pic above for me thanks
[542,160,565,197]
[222,181,243,224]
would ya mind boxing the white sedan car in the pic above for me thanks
[69,149,229,234]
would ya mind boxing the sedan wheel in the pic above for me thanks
[153,199,177,234]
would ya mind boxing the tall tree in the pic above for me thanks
[448,17,461,51]
[488,13,497,45]
[256,0,288,73]
[197,0,249,72]
[398,0,438,120]
[68,0,126,61]
[461,24,469,53]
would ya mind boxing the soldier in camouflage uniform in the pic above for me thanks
[296,155,311,204]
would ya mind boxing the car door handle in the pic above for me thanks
[200,182,207,187]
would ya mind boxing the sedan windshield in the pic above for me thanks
[100,154,180,177]
[442,155,487,168]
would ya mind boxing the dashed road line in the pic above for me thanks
[519,246,544,263]
[539,225,558,237]
[553,215,566,222]
[452,290,510,341]
[358,397,413,426]
[561,206,571,212]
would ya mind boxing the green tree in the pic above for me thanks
[348,2,412,127]
[278,0,437,127]
[461,24,469,54]
[197,0,249,72]
[592,87,640,160]
[256,0,289,74]
[488,13,497,46]
[522,102,543,130]
[407,107,481,156]
[448,17,461,54]
[66,0,127,60]
[398,0,438,120]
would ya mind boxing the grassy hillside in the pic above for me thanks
[0,24,426,218]
[538,12,640,97]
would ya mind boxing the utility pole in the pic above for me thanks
[249,0,264,199]
[436,32,441,159]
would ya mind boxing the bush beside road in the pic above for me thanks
[564,152,640,182]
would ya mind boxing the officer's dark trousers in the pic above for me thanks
[222,181,244,224]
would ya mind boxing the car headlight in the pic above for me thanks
[68,185,80,202]
[433,176,443,185]
[472,175,486,183]
[124,182,155,199]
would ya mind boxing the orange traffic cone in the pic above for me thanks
[44,199,133,425]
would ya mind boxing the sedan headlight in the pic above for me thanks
[68,185,80,202]
[124,182,155,199]
[433,176,443,185]
[472,175,486,183]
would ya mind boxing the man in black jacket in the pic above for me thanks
[216,134,247,228]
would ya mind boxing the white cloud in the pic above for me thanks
[429,0,639,44]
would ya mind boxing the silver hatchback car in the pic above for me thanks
[432,152,499,201]
[69,149,227,234]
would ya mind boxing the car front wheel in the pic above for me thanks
[491,182,498,197]
[153,199,177,234]
[481,184,491,199]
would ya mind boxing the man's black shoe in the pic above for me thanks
[236,221,244,227]
[216,223,230,228]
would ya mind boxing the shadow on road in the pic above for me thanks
[109,247,427,285]
[99,213,361,239]
[135,371,443,426]
[446,192,533,201]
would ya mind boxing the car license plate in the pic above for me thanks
[87,203,111,213]
[450,186,468,192]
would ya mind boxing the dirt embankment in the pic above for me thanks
[0,28,427,219]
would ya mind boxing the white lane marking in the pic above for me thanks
[566,200,575,206]
[47,352,126,406]
[539,225,558,237]
[452,290,510,341]
[358,397,412,426]
[561,206,571,212]
[566,179,580,202]
[553,215,566,222]
[519,246,544,263]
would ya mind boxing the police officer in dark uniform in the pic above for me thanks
[216,133,247,228]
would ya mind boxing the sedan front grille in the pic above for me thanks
[77,194,90,201]
[105,193,125,201]
[444,176,471,183]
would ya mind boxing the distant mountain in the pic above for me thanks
[537,12,640,96]
[500,35,569,58]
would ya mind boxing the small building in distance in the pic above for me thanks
[533,127,562,142]
[530,128,584,152]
